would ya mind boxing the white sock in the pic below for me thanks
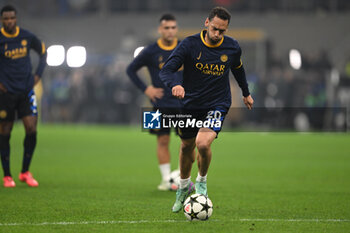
[196,173,207,183]
[179,177,191,189]
[159,163,171,181]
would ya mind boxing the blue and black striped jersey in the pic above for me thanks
[127,38,182,108]
[0,26,46,94]
[160,30,250,110]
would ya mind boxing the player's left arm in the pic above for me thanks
[230,48,254,110]
[30,35,47,85]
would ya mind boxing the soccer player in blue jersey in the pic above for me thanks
[159,7,254,212]
[0,5,46,187]
[127,14,185,191]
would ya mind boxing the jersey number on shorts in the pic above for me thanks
[206,110,222,120]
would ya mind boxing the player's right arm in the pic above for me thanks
[159,39,189,98]
[171,85,185,99]
[126,48,163,102]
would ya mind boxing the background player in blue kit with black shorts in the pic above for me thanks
[127,14,184,191]
[0,5,46,188]
[160,6,254,212]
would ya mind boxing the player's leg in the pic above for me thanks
[21,115,37,172]
[0,91,16,187]
[196,128,216,176]
[172,137,196,212]
[18,90,39,187]
[156,134,172,190]
[179,137,196,179]
[194,108,227,195]
[19,115,39,187]
[195,128,217,196]
[0,121,15,187]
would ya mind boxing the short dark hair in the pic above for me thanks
[1,5,17,16]
[159,13,176,23]
[208,7,231,24]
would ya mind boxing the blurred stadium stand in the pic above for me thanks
[3,0,350,15]
[1,0,349,130]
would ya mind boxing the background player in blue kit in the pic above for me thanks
[0,5,46,187]
[127,14,184,191]
[160,7,254,212]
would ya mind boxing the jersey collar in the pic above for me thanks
[1,26,20,38]
[200,30,224,48]
[157,38,178,51]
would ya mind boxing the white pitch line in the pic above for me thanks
[0,220,186,226]
[0,219,349,227]
[238,219,350,223]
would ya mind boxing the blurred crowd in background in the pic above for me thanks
[4,0,350,16]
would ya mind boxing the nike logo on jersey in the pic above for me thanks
[196,52,202,60]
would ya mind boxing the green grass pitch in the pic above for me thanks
[0,124,349,233]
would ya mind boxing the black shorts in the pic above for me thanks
[177,107,228,139]
[149,107,181,136]
[0,89,38,121]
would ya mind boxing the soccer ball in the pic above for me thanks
[183,194,213,221]
[169,169,180,191]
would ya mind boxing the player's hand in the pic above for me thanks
[0,82,7,93]
[243,95,254,110]
[144,86,164,102]
[172,85,185,99]
[34,75,41,86]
